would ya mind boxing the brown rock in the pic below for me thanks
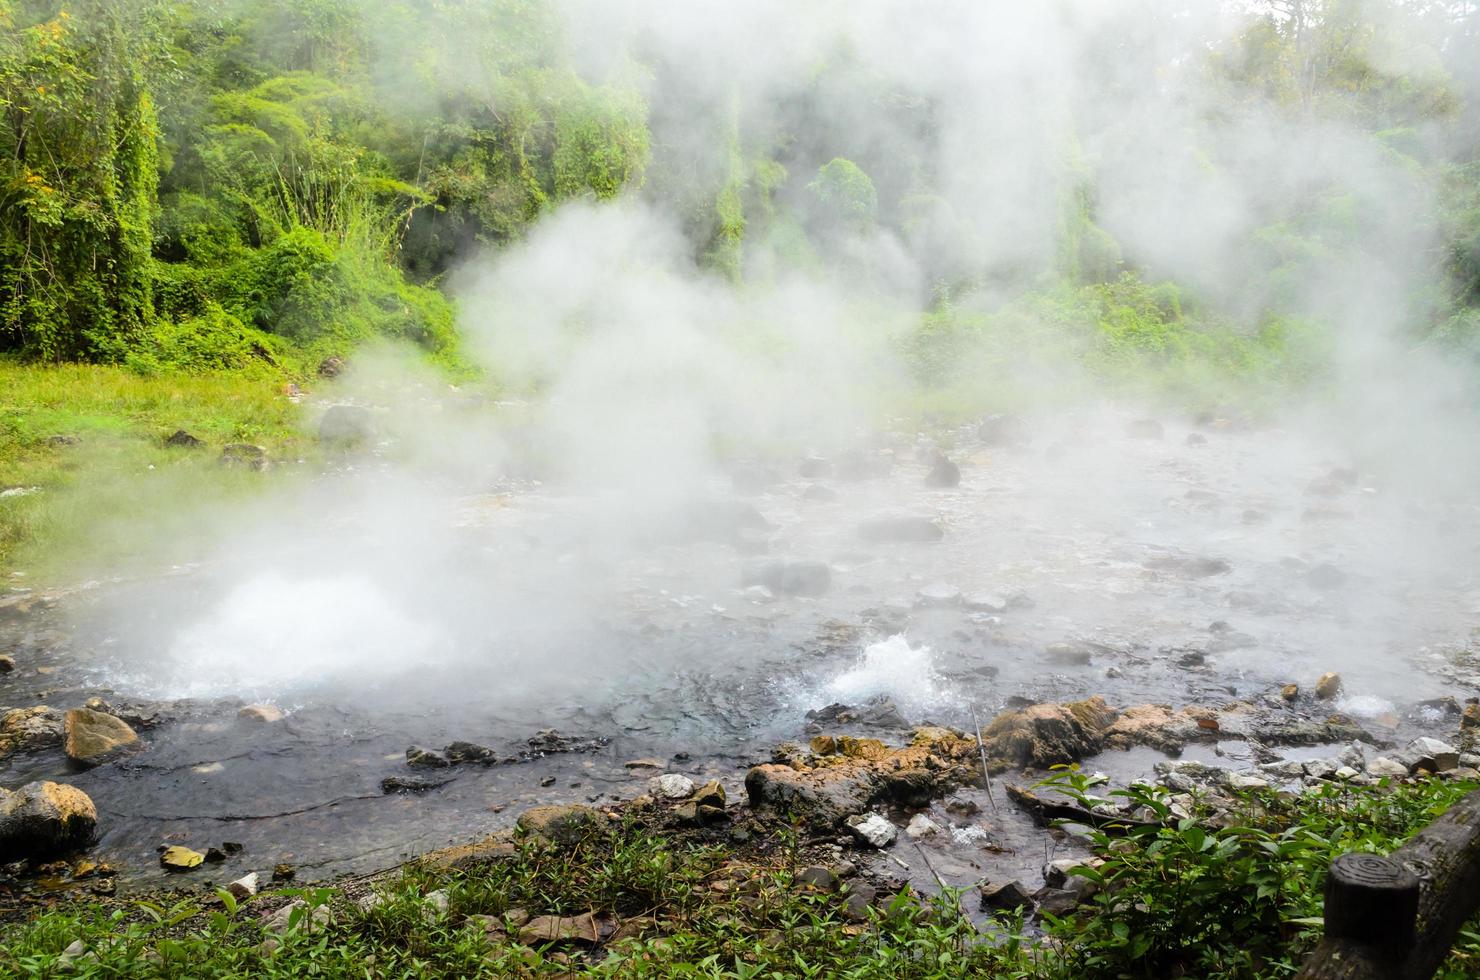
[419,836,516,870]
[1315,673,1343,700]
[63,709,139,768]
[1281,684,1299,701]
[519,913,600,946]
[0,654,13,673]
[1461,701,1480,731]
[746,728,978,829]
[515,805,609,846]
[0,780,98,860]
[238,704,284,723]
[160,846,204,871]
[0,705,64,756]
[688,780,726,809]
[981,696,1117,771]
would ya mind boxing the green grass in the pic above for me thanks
[0,361,308,583]
[3,778,1479,978]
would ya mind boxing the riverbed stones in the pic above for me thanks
[1402,737,1459,773]
[318,405,374,446]
[160,846,204,871]
[905,813,940,839]
[915,582,961,607]
[651,774,696,800]
[980,696,1116,771]
[63,708,139,768]
[857,516,943,543]
[1315,673,1343,699]
[262,899,332,934]
[924,455,960,488]
[444,741,496,764]
[688,780,725,809]
[741,559,831,597]
[745,728,978,830]
[405,745,450,768]
[1281,683,1299,701]
[519,913,600,946]
[381,775,451,794]
[979,879,1033,913]
[0,654,13,673]
[963,592,1009,613]
[516,805,609,846]
[237,704,284,723]
[845,812,897,848]
[0,705,64,756]
[0,781,97,860]
[227,872,259,899]
[1367,757,1408,778]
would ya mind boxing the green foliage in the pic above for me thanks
[1033,768,1480,979]
[808,157,878,231]
[4,780,1480,977]
[0,1,164,360]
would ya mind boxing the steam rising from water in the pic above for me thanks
[70,1,1480,721]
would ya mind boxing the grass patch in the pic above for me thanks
[3,779,1479,977]
[0,361,308,583]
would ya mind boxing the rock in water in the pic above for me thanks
[980,879,1034,913]
[742,560,831,597]
[924,455,961,488]
[916,583,962,607]
[857,517,943,543]
[237,704,284,723]
[63,708,139,768]
[381,775,451,794]
[0,781,97,860]
[1315,672,1343,699]
[160,846,205,871]
[405,745,450,768]
[845,812,897,848]
[0,654,12,673]
[318,405,375,446]
[0,705,64,756]
[444,741,496,764]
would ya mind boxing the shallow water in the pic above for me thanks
[4,405,1479,887]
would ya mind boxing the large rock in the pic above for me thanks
[924,455,961,488]
[741,560,831,597]
[515,805,609,846]
[0,705,64,756]
[63,708,139,768]
[0,781,97,860]
[745,728,978,830]
[981,697,1117,771]
[318,405,375,446]
[845,812,897,848]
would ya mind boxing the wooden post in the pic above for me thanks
[1296,787,1480,980]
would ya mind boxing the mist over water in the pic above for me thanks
[55,0,1480,777]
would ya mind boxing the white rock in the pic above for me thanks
[1460,753,1480,769]
[1334,766,1360,780]
[845,812,898,848]
[263,900,332,934]
[651,774,696,800]
[1367,757,1408,778]
[1338,742,1365,771]
[226,872,259,899]
[424,889,449,915]
[915,583,961,607]
[905,814,940,839]
[1229,774,1269,790]
[963,592,1008,613]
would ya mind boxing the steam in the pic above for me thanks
[74,0,1480,722]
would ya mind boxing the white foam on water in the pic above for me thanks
[822,635,951,714]
[134,573,448,699]
[1335,694,1397,720]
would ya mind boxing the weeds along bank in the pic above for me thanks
[2,774,1478,978]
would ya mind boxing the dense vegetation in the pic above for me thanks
[0,0,1474,387]
[3,775,1477,978]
